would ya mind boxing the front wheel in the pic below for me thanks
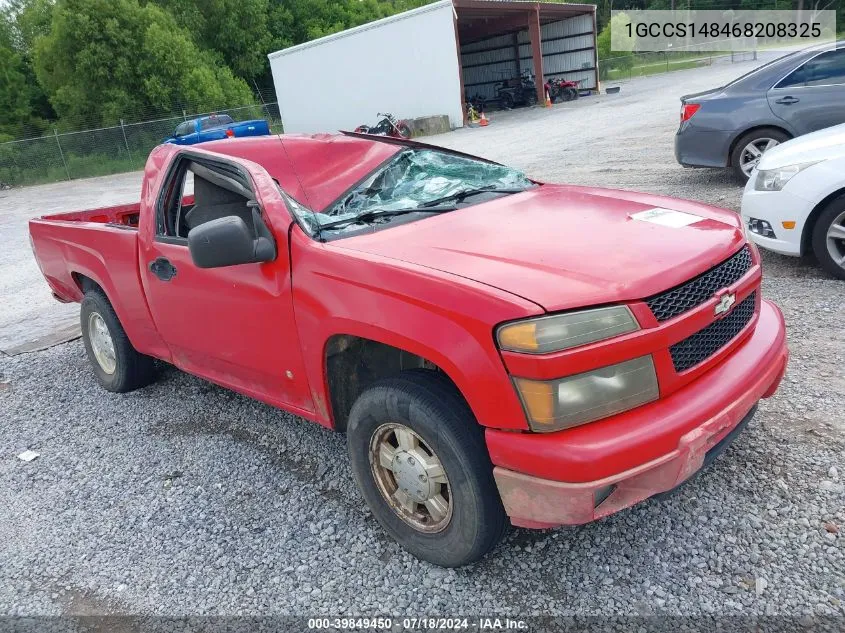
[811,195,845,280]
[347,370,507,567]
[395,121,412,139]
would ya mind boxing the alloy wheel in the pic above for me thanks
[740,137,780,177]
[826,209,845,271]
[87,312,116,374]
[368,422,452,533]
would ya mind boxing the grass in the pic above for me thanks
[601,50,737,82]
[0,153,142,187]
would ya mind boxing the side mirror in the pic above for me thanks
[187,215,276,268]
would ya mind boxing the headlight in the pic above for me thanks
[513,356,659,432]
[496,306,639,354]
[754,161,819,192]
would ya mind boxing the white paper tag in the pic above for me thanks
[17,450,40,462]
[631,207,703,228]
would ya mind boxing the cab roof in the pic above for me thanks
[201,133,402,212]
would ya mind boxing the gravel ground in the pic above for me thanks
[1,54,844,621]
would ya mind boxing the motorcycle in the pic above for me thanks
[354,112,412,139]
[544,77,581,103]
[495,70,538,110]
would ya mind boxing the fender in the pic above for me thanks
[288,227,543,430]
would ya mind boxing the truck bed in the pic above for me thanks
[40,201,142,227]
[28,201,162,354]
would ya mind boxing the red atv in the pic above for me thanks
[545,78,580,103]
[354,112,412,139]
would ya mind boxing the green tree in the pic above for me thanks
[154,0,272,80]
[597,12,636,80]
[4,0,54,52]
[34,0,254,126]
[0,45,32,138]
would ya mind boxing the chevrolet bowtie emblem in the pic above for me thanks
[714,292,736,316]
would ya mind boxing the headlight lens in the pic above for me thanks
[754,161,819,192]
[513,355,659,432]
[497,306,639,354]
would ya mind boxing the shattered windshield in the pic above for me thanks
[291,149,534,237]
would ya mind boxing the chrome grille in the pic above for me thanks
[646,247,753,322]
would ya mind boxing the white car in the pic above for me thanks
[741,122,845,279]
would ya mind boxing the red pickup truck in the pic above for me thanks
[29,134,788,567]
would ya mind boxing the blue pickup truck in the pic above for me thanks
[163,114,270,145]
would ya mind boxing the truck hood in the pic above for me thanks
[758,122,845,170]
[336,185,746,312]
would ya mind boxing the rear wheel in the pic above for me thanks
[501,92,514,110]
[525,90,538,106]
[811,195,845,280]
[730,128,790,181]
[347,370,507,567]
[80,290,155,393]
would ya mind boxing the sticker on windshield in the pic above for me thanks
[630,208,703,228]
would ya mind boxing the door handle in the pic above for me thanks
[149,257,177,281]
[775,96,799,105]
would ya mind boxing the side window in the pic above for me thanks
[199,115,233,131]
[174,121,193,137]
[777,50,845,88]
[157,158,256,241]
[804,50,845,86]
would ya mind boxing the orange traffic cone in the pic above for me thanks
[544,90,552,107]
[479,111,489,127]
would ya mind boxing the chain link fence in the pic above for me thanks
[599,48,759,83]
[0,102,282,188]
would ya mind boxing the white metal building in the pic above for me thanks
[268,0,597,134]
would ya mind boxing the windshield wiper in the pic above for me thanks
[419,186,528,208]
[317,207,456,233]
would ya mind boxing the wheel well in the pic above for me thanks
[727,125,792,162]
[324,335,451,432]
[71,272,101,295]
[801,188,845,256]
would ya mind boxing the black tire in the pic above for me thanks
[80,289,156,393]
[560,87,575,102]
[501,92,514,110]
[525,90,538,106]
[347,369,507,567]
[811,194,845,280]
[729,127,790,182]
[567,87,579,101]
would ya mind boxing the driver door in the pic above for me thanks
[139,153,313,414]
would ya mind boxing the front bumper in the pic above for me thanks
[489,299,788,529]
[741,180,814,257]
